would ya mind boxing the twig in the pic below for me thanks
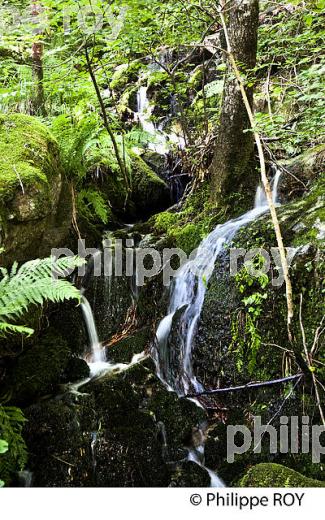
[299,294,325,426]
[185,373,302,398]
[12,166,25,195]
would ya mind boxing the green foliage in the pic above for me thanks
[256,1,325,155]
[0,113,58,200]
[0,439,8,487]
[154,211,179,233]
[231,255,270,375]
[51,113,100,179]
[77,188,111,225]
[0,256,83,337]
[204,80,224,99]
[0,406,27,486]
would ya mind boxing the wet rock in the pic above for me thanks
[61,358,90,384]
[106,327,152,363]
[170,460,210,487]
[23,398,95,487]
[22,358,209,487]
[5,329,71,405]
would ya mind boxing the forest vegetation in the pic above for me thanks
[0,0,324,489]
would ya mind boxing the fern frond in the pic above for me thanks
[77,188,111,225]
[0,323,34,337]
[0,406,27,486]
[0,256,84,334]
[204,80,224,98]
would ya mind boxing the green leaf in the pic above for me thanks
[0,440,9,454]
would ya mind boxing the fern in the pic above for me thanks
[0,256,84,336]
[0,406,27,486]
[77,188,111,225]
[204,80,224,98]
[51,114,100,179]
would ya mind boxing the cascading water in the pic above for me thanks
[136,86,170,155]
[188,448,224,488]
[155,173,281,396]
[135,85,186,155]
[80,295,105,364]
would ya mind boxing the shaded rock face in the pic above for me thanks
[1,329,90,407]
[193,254,241,390]
[89,152,171,223]
[23,359,209,487]
[0,114,72,266]
[278,145,325,202]
[190,185,324,392]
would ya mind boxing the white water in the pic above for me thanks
[188,449,225,488]
[81,295,105,364]
[155,175,281,395]
[135,85,185,154]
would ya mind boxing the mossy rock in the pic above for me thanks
[0,113,72,265]
[91,151,170,220]
[6,329,71,405]
[278,144,325,201]
[238,463,325,487]
[106,327,152,364]
[128,152,170,218]
[170,460,211,487]
[110,62,142,92]
[23,398,95,487]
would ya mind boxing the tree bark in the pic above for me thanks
[31,3,46,116]
[210,0,259,207]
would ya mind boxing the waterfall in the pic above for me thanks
[155,176,281,396]
[135,86,169,155]
[81,295,105,364]
[188,449,224,488]
[135,85,185,154]
[254,169,282,208]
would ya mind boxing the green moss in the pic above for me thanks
[239,463,325,487]
[130,151,166,189]
[110,61,142,91]
[152,182,224,255]
[188,67,203,89]
[147,71,169,89]
[169,223,203,255]
[8,329,70,405]
[154,211,179,233]
[117,86,138,115]
[0,113,60,203]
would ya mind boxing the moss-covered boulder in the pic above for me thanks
[89,151,170,221]
[238,463,325,487]
[3,329,89,405]
[110,62,142,92]
[0,114,72,266]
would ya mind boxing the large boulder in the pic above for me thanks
[238,463,325,487]
[89,151,170,221]
[22,358,208,487]
[0,114,72,266]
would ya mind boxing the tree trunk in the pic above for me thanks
[210,0,259,207]
[31,3,46,116]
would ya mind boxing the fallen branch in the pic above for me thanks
[184,373,303,398]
